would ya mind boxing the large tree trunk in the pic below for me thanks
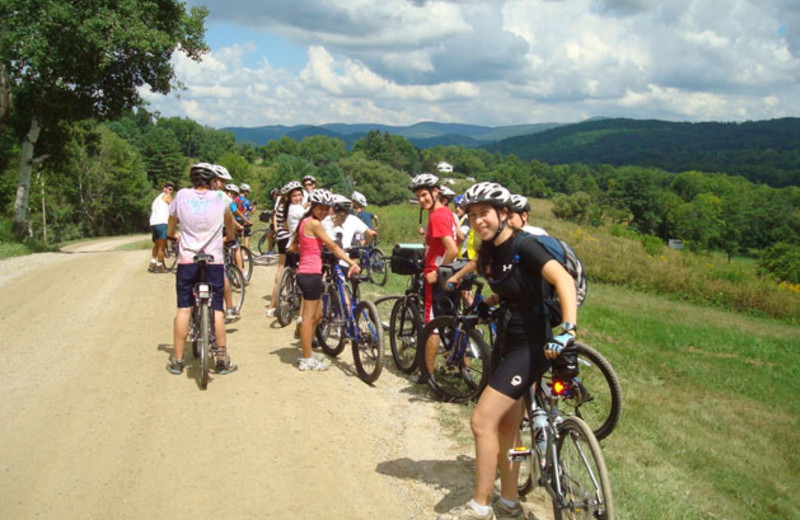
[0,62,11,129]
[12,117,41,239]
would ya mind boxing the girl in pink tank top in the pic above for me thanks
[290,189,362,371]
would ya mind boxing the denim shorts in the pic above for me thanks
[151,224,168,241]
[176,263,225,311]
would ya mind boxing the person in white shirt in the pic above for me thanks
[509,194,548,236]
[148,181,175,273]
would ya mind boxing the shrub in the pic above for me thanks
[759,243,800,284]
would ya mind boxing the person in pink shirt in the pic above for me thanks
[290,189,360,371]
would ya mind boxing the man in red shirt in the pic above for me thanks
[409,173,459,384]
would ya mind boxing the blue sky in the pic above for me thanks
[141,0,800,129]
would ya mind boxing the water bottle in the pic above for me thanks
[532,408,548,456]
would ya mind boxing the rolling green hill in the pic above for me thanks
[486,117,800,187]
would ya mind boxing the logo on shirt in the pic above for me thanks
[511,375,522,386]
[502,263,513,272]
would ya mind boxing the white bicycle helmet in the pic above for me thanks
[351,191,367,207]
[302,174,316,183]
[190,163,217,185]
[225,183,240,194]
[332,194,352,210]
[239,183,251,193]
[409,173,439,191]
[439,186,456,199]
[510,194,531,213]
[213,164,233,181]
[309,188,334,206]
[281,180,303,195]
[462,182,511,209]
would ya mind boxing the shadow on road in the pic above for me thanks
[376,454,475,513]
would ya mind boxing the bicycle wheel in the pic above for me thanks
[163,242,178,272]
[257,231,269,254]
[553,416,615,520]
[316,285,346,356]
[227,264,246,314]
[368,248,388,286]
[352,300,385,383]
[546,342,623,441]
[189,312,200,359]
[276,267,300,327]
[389,298,420,374]
[199,303,210,389]
[517,391,542,497]
[417,315,491,403]
[240,246,254,283]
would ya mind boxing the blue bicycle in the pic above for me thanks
[316,250,385,383]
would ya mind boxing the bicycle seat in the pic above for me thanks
[193,253,215,264]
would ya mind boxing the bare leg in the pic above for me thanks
[470,386,519,506]
[300,298,322,359]
[173,307,192,361]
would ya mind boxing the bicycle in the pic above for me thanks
[316,249,385,383]
[222,244,246,315]
[275,263,301,327]
[414,272,493,403]
[388,244,425,373]
[224,238,254,284]
[353,239,388,286]
[511,358,615,519]
[186,252,217,389]
[163,240,179,272]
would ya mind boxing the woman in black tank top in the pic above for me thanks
[438,182,579,520]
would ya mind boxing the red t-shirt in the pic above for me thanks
[424,205,458,274]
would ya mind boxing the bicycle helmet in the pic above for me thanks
[190,163,217,186]
[213,164,233,181]
[302,175,316,184]
[510,194,531,213]
[281,180,303,195]
[351,191,367,207]
[454,194,466,207]
[462,182,511,209]
[409,173,439,191]
[239,183,251,193]
[225,183,240,194]
[332,194,352,210]
[439,186,456,199]
[308,188,334,207]
[270,187,280,198]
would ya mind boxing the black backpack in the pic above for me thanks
[510,232,587,327]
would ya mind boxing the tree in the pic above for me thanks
[1,0,208,238]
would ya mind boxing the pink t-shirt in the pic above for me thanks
[169,188,228,265]
[424,205,458,274]
[297,218,323,275]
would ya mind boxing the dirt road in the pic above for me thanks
[0,237,486,519]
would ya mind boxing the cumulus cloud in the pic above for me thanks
[152,0,800,127]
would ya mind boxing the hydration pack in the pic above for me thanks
[511,232,588,328]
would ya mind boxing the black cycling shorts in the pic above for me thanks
[296,273,323,300]
[277,236,289,254]
[242,224,252,237]
[176,263,225,312]
[488,336,550,400]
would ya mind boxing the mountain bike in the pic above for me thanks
[414,272,493,403]
[388,270,424,373]
[224,240,253,284]
[353,240,388,286]
[316,250,385,383]
[512,362,615,519]
[223,244,246,315]
[275,264,301,327]
[163,240,179,272]
[186,253,217,389]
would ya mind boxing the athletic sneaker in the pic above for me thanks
[437,502,495,520]
[225,308,239,323]
[297,355,330,371]
[214,356,238,375]
[166,357,184,375]
[492,499,524,520]
[266,307,276,318]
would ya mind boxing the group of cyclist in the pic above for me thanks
[161,162,578,520]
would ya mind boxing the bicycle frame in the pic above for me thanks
[325,258,378,342]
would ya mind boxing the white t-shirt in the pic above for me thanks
[285,203,306,248]
[522,225,548,236]
[324,214,368,267]
[149,192,170,226]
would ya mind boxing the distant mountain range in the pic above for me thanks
[223,117,800,187]
[222,120,575,149]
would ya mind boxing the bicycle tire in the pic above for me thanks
[548,342,623,441]
[352,300,385,383]
[553,416,615,520]
[368,248,388,286]
[276,267,299,327]
[316,284,346,356]
[253,229,268,255]
[163,243,179,272]
[417,315,492,403]
[389,298,421,374]
[189,312,200,359]
[517,390,543,497]
[200,303,210,389]
[240,246,254,283]
[227,264,246,314]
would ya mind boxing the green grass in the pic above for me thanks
[116,240,152,251]
[0,240,37,260]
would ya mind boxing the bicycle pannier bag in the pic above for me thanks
[391,244,424,275]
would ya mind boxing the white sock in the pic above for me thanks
[468,499,491,516]
[499,497,518,508]
[150,259,157,264]
[296,316,303,324]
[156,262,163,267]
